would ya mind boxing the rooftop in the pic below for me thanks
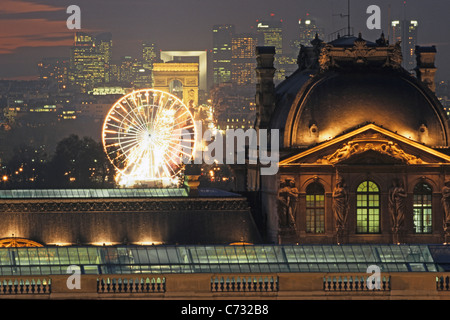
[1,244,448,276]
[0,188,241,199]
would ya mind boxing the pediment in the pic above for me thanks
[335,149,406,165]
[280,124,450,166]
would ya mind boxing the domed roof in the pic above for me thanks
[271,37,449,149]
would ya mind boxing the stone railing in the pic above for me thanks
[0,278,51,295]
[97,277,166,293]
[436,275,450,291]
[211,275,278,292]
[0,273,448,299]
[323,274,391,291]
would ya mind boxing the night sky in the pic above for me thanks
[1,0,449,80]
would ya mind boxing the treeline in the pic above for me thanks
[1,134,116,189]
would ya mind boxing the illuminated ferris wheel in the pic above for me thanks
[102,89,197,187]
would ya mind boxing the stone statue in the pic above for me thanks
[332,178,349,239]
[277,179,300,227]
[441,180,450,232]
[389,178,407,242]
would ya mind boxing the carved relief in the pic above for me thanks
[318,37,403,71]
[318,45,333,71]
[0,199,249,213]
[317,138,426,164]
[350,38,376,64]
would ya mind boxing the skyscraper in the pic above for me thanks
[95,33,113,64]
[256,16,283,55]
[142,42,158,69]
[290,17,325,54]
[391,19,419,72]
[69,32,112,92]
[141,42,159,88]
[118,56,134,83]
[231,33,258,86]
[212,24,235,85]
[95,33,113,83]
[255,16,286,82]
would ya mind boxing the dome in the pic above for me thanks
[270,36,449,149]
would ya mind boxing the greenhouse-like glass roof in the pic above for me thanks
[0,188,188,199]
[0,244,448,276]
[0,188,241,199]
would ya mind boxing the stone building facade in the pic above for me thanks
[254,34,450,245]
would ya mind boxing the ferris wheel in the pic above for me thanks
[102,88,197,187]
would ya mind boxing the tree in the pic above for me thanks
[3,145,48,188]
[47,135,115,188]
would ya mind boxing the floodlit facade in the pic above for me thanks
[253,33,450,246]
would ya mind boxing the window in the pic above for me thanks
[306,183,325,234]
[356,181,380,233]
[413,183,432,234]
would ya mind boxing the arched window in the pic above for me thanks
[356,181,380,233]
[413,183,432,234]
[306,182,325,234]
[169,79,183,100]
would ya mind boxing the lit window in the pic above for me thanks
[413,183,432,234]
[356,181,380,233]
[306,182,325,234]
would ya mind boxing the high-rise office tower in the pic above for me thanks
[69,32,111,92]
[118,56,134,83]
[290,17,325,54]
[95,33,113,83]
[141,42,158,87]
[283,16,325,82]
[256,16,283,55]
[142,42,158,67]
[231,33,258,86]
[95,33,113,64]
[212,24,235,85]
[256,16,284,82]
[391,19,418,72]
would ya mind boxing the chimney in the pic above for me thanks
[255,46,276,130]
[415,45,437,92]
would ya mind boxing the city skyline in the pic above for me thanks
[1,0,450,81]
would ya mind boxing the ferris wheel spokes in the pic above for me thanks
[102,88,197,187]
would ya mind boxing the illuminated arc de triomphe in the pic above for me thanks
[152,62,199,108]
[152,51,207,108]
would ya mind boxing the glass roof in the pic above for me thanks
[0,244,447,276]
[0,188,241,199]
[0,188,188,199]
